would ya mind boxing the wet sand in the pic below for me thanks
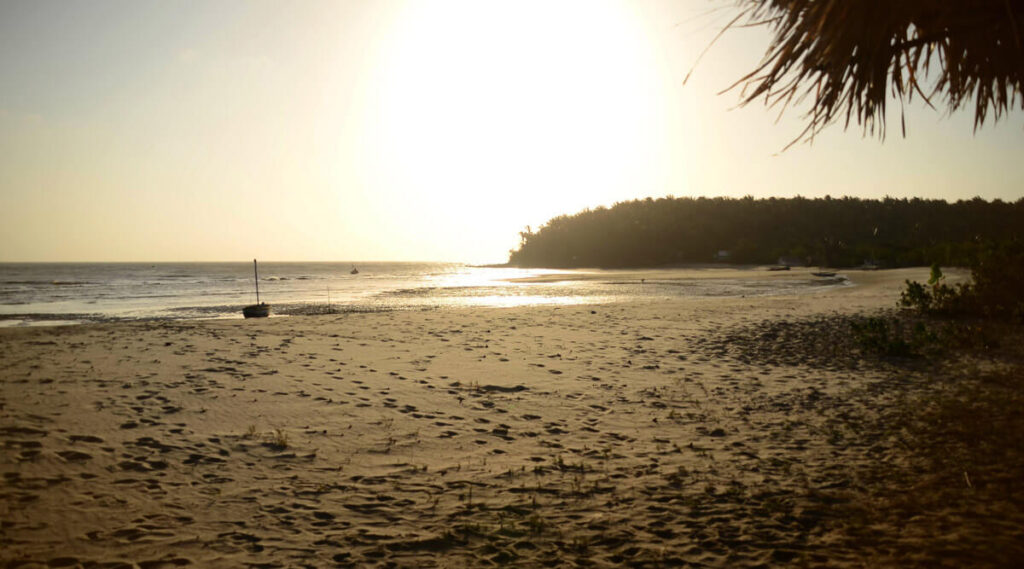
[3,267,1008,568]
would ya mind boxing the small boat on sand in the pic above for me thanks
[243,259,270,318]
[243,303,269,318]
[812,271,837,277]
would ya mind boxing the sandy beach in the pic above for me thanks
[3,267,1020,568]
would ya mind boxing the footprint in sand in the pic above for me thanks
[56,450,93,462]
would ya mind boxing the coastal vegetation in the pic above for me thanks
[850,242,1024,359]
[900,242,1024,322]
[508,196,1024,268]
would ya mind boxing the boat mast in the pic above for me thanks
[253,258,260,304]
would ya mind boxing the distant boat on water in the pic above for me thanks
[350,266,359,275]
[243,258,270,318]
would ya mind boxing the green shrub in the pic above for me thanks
[850,315,945,358]
[899,263,970,315]
[969,242,1024,322]
[900,244,1024,322]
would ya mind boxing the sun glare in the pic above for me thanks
[357,0,666,253]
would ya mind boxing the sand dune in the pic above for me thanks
[5,267,1009,568]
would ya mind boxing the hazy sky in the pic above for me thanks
[2,0,1023,263]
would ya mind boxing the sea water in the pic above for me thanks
[0,262,848,326]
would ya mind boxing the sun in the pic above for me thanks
[351,0,670,260]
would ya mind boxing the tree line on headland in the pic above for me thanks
[507,196,1024,268]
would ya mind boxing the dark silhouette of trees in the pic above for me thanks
[507,196,1024,268]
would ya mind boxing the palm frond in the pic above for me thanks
[730,0,1024,144]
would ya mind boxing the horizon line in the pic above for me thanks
[0,259,508,265]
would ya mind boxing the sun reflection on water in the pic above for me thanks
[425,267,592,289]
[401,267,606,309]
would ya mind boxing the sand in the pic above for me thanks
[2,267,1008,568]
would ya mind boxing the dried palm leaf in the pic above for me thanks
[728,0,1024,147]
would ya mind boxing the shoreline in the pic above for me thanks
[1,265,937,329]
[6,266,1015,568]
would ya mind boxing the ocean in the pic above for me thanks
[0,262,848,327]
